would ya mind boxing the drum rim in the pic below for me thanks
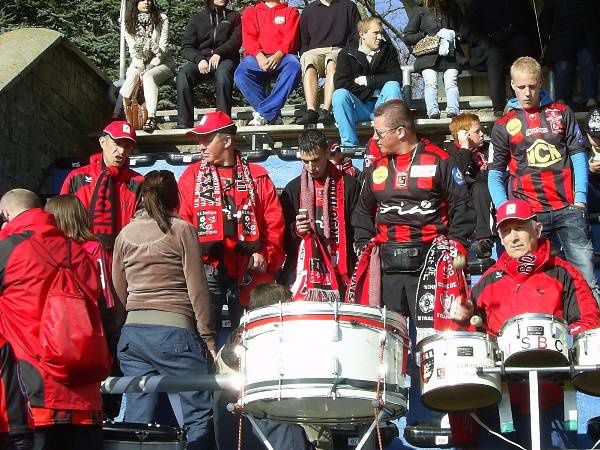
[417,331,497,349]
[573,328,600,343]
[499,313,568,332]
[421,383,502,412]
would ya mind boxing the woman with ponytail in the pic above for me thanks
[112,170,216,450]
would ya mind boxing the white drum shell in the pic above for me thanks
[417,331,501,412]
[498,313,569,368]
[238,302,409,423]
[571,328,600,396]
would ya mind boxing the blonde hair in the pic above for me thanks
[45,194,97,243]
[510,56,542,80]
[449,113,481,142]
[249,283,292,309]
[357,17,381,34]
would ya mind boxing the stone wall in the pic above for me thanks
[0,28,112,195]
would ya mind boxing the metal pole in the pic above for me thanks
[101,374,240,394]
[119,0,127,81]
[529,370,541,450]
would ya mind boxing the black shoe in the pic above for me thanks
[447,111,458,118]
[175,123,192,129]
[472,238,494,259]
[493,109,504,117]
[428,112,441,119]
[143,117,159,133]
[296,109,319,125]
[318,108,334,125]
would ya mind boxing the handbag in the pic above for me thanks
[413,34,441,57]
[123,80,148,130]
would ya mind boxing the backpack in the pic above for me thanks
[31,237,112,385]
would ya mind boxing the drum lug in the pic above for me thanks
[332,357,340,377]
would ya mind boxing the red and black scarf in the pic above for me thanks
[291,163,348,301]
[336,156,359,177]
[89,165,119,249]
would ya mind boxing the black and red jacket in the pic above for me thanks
[352,139,474,253]
[0,335,30,435]
[0,209,102,418]
[60,153,144,239]
[489,100,587,212]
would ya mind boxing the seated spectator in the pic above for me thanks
[0,335,32,450]
[447,113,494,257]
[112,171,216,450]
[176,0,242,126]
[121,0,175,133]
[234,0,301,126]
[403,0,465,119]
[296,0,360,125]
[463,0,540,116]
[332,17,402,147]
[540,0,599,109]
[583,108,600,214]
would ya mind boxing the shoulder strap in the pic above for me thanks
[28,236,72,269]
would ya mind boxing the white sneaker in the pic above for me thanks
[248,111,267,126]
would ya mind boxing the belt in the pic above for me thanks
[125,310,195,330]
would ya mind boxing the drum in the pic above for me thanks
[237,301,409,423]
[571,328,600,396]
[103,421,184,449]
[498,313,569,367]
[416,331,501,412]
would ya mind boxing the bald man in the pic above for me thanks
[0,189,104,450]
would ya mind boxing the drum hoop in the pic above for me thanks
[417,331,496,350]
[499,313,567,332]
[242,313,408,337]
[244,377,406,395]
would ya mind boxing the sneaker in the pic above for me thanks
[296,109,319,125]
[143,117,159,133]
[493,109,504,117]
[175,123,192,129]
[248,112,268,126]
[318,108,334,125]
[472,238,494,259]
[428,111,441,119]
[446,111,458,119]
[269,116,283,125]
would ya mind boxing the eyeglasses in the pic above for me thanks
[374,125,402,140]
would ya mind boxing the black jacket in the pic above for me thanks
[402,4,465,73]
[539,0,600,64]
[278,172,360,287]
[333,36,401,103]
[181,6,242,64]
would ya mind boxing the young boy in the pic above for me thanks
[448,113,494,258]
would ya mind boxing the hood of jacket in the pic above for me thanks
[506,90,554,111]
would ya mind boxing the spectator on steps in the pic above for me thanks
[60,121,144,251]
[176,0,242,126]
[332,17,402,148]
[121,0,175,133]
[540,0,600,109]
[403,0,465,119]
[583,108,600,215]
[296,0,360,126]
[234,0,301,126]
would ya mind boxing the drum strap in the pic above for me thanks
[498,383,514,433]
[563,381,578,431]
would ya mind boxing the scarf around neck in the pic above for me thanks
[89,165,119,249]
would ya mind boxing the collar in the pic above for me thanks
[506,90,554,111]
[0,208,57,239]
[497,239,551,278]
[358,45,377,58]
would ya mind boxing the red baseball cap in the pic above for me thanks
[496,199,536,227]
[186,111,236,137]
[103,121,137,143]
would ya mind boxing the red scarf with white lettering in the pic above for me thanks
[345,239,382,307]
[291,163,348,301]
[89,165,118,249]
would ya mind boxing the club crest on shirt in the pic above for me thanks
[274,15,285,24]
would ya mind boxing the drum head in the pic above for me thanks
[573,372,600,397]
[421,384,501,412]
[504,349,569,368]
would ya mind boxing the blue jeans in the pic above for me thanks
[117,325,214,450]
[234,54,301,121]
[422,68,459,117]
[332,81,403,146]
[536,205,600,301]
[554,47,598,104]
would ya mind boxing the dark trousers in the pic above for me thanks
[176,60,236,125]
[471,179,494,240]
[32,425,102,450]
[381,270,419,319]
[485,46,507,112]
[204,265,244,333]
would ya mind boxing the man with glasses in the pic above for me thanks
[278,130,360,298]
[177,111,285,331]
[60,121,144,250]
[331,16,402,148]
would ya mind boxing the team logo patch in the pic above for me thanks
[506,118,522,136]
[274,15,285,24]
[372,166,389,184]
[526,139,562,168]
[418,293,435,314]
[199,115,208,125]
[421,349,435,384]
[123,124,131,134]
[451,166,465,185]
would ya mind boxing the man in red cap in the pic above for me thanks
[60,121,144,249]
[178,111,285,330]
[458,199,600,449]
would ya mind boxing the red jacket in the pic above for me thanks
[60,153,144,242]
[0,209,102,416]
[241,2,300,56]
[178,160,285,301]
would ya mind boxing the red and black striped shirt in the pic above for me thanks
[489,102,587,212]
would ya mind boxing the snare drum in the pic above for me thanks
[498,313,569,367]
[571,328,600,396]
[416,332,501,412]
[237,302,409,423]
